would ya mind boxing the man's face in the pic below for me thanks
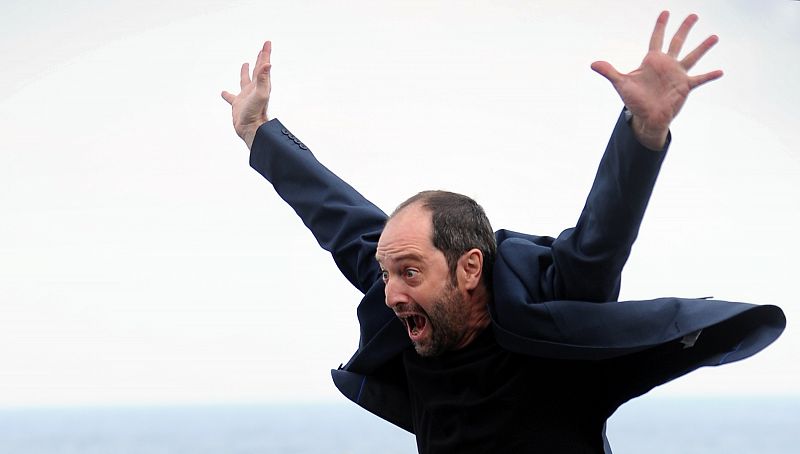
[376,204,468,357]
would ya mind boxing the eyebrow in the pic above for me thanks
[375,252,424,265]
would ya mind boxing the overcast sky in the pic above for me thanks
[1,0,798,407]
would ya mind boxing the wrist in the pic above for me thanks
[630,114,669,151]
[240,119,268,150]
[242,127,258,150]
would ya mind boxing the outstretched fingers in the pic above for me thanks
[252,41,272,91]
[254,41,271,72]
[681,34,719,70]
[649,11,669,52]
[232,42,271,94]
[263,41,272,66]
[221,90,235,105]
[255,62,272,89]
[667,14,698,57]
[689,69,723,89]
[240,62,251,89]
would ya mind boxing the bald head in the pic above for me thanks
[390,190,496,290]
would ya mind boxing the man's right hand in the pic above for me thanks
[222,41,272,149]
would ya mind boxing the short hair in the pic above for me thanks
[391,190,496,290]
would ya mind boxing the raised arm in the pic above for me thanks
[221,42,386,293]
[549,12,723,301]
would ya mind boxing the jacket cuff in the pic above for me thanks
[249,118,312,182]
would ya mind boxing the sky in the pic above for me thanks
[1,0,798,407]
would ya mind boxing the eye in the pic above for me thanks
[404,269,419,279]
[381,270,389,283]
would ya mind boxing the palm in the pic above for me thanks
[592,12,723,146]
[614,52,692,130]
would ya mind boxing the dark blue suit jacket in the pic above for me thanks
[248,111,785,434]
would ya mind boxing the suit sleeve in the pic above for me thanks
[248,119,387,294]
[547,109,668,302]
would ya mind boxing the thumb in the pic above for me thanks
[590,61,622,85]
[221,91,235,105]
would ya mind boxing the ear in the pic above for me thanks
[457,248,484,291]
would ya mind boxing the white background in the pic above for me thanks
[1,0,797,407]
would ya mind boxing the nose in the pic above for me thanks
[384,277,407,310]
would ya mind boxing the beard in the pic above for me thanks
[413,281,468,357]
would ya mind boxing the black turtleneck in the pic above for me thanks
[402,328,615,453]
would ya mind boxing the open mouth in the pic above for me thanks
[401,314,428,340]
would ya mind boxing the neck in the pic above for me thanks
[453,286,492,350]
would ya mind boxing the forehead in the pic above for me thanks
[376,204,434,263]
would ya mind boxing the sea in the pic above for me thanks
[0,397,797,453]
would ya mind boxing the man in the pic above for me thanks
[221,12,784,453]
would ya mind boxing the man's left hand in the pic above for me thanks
[591,11,723,150]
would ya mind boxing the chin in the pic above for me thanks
[412,339,444,357]
[413,343,434,357]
